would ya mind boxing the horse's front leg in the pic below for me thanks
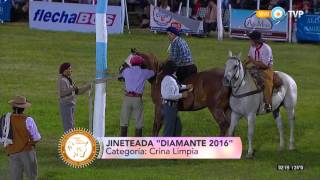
[227,111,241,136]
[246,113,256,159]
[152,104,162,137]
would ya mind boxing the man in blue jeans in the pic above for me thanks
[161,61,193,137]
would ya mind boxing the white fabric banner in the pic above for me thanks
[29,1,123,34]
[150,5,203,34]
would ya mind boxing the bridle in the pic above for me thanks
[227,57,245,94]
[227,57,262,98]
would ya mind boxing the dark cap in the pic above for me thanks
[248,30,263,43]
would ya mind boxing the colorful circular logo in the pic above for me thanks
[271,7,286,21]
[58,128,98,168]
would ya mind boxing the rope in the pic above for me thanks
[231,89,262,98]
[88,73,120,130]
[88,82,94,132]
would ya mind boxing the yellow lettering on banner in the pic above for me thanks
[256,10,272,18]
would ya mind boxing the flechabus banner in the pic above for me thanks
[230,8,288,41]
[97,137,242,159]
[150,5,203,34]
[29,1,123,34]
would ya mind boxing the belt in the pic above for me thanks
[125,91,142,97]
[162,99,178,107]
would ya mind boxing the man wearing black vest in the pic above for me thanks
[160,61,193,137]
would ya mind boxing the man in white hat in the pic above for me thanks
[1,95,41,180]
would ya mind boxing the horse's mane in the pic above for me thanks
[136,52,163,73]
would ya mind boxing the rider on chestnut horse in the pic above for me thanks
[166,27,198,82]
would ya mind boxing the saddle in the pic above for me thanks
[248,68,283,92]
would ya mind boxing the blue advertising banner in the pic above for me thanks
[296,14,320,42]
[0,0,11,22]
[230,9,288,41]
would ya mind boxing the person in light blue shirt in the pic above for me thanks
[120,55,155,137]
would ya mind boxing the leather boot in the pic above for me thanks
[135,128,143,137]
[120,126,128,137]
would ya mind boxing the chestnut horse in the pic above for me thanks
[120,50,231,136]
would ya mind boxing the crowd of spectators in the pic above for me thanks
[7,0,320,24]
[11,0,29,21]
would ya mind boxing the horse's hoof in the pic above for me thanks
[289,144,296,151]
[245,149,255,159]
[246,153,254,159]
[278,146,285,151]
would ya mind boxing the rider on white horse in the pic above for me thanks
[246,31,273,113]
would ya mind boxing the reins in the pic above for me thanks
[229,58,262,98]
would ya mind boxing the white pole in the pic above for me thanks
[178,2,182,15]
[125,0,131,33]
[121,0,125,33]
[257,0,260,10]
[88,83,93,132]
[217,0,223,40]
[155,0,157,7]
[93,0,108,137]
[288,0,293,42]
[229,4,232,37]
[186,0,190,17]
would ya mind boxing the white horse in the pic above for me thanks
[223,51,297,158]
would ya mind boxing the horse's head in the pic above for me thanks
[223,50,244,87]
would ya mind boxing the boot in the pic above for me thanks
[135,128,143,137]
[120,126,128,137]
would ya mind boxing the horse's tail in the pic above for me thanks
[275,71,297,108]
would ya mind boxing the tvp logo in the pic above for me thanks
[271,7,286,22]
[256,6,304,24]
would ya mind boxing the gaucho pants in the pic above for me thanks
[120,96,144,129]
[176,64,198,82]
[9,149,38,180]
[262,68,273,105]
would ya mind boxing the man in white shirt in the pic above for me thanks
[245,31,274,112]
[161,61,193,137]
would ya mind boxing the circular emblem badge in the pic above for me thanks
[271,7,286,22]
[58,128,98,168]
[153,7,172,26]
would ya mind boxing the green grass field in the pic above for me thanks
[0,24,319,180]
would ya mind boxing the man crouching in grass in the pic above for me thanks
[0,96,41,180]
